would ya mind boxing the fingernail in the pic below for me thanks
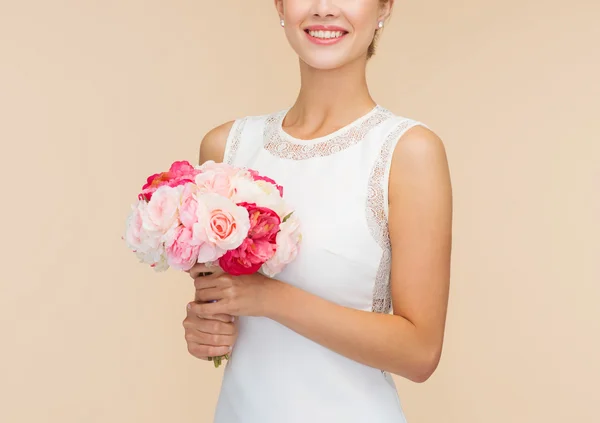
[231,316,235,322]
[187,303,191,310]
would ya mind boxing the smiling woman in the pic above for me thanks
[2,0,598,421]
[183,1,452,422]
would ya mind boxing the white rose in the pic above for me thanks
[142,185,183,233]
[230,177,287,218]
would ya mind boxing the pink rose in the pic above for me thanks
[192,193,251,263]
[248,169,284,197]
[169,160,198,178]
[124,200,166,267]
[241,202,280,241]
[198,160,235,173]
[194,168,236,198]
[261,213,301,277]
[139,160,201,201]
[178,183,198,229]
[124,200,146,251]
[219,203,280,275]
[219,238,276,275]
[142,185,182,233]
[165,225,200,271]
[194,160,253,198]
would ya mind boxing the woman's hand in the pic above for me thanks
[192,269,281,318]
[183,263,238,361]
[182,302,237,360]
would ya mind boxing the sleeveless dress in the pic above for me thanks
[214,104,429,423]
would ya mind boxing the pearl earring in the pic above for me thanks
[378,21,384,29]
[280,19,285,27]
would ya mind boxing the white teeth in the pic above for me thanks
[308,30,344,39]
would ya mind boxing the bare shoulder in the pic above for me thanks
[387,121,453,241]
[392,124,448,170]
[389,124,451,192]
[198,120,236,165]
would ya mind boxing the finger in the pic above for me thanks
[208,313,235,323]
[187,342,231,359]
[189,263,225,280]
[193,274,223,290]
[189,263,212,279]
[189,263,221,279]
[194,319,236,336]
[184,302,235,324]
[182,311,236,334]
[195,287,225,303]
[183,320,236,347]
[193,312,234,323]
[189,300,227,318]
[184,325,235,346]
[186,302,233,322]
[189,330,236,347]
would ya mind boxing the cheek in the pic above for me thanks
[282,1,307,26]
[345,2,378,36]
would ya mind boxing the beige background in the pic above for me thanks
[1,1,598,422]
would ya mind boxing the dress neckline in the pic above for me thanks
[277,105,383,145]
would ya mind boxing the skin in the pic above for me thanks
[182,0,452,383]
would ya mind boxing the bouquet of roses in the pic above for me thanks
[124,159,301,274]
[123,160,301,365]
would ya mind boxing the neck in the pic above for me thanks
[288,55,376,124]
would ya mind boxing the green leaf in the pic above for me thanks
[282,211,294,223]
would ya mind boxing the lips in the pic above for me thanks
[303,25,349,44]
[304,25,348,35]
[304,24,348,33]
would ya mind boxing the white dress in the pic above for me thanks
[214,104,429,423]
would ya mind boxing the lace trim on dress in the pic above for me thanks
[366,118,417,314]
[223,118,248,165]
[263,106,394,160]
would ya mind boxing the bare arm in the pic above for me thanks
[264,125,453,382]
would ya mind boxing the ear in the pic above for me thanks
[378,0,395,22]
[274,0,284,20]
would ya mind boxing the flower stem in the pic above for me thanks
[210,353,230,368]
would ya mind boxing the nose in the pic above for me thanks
[310,0,340,18]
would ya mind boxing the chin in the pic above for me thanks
[299,50,364,71]
[301,56,346,70]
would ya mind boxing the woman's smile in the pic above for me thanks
[303,25,349,45]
